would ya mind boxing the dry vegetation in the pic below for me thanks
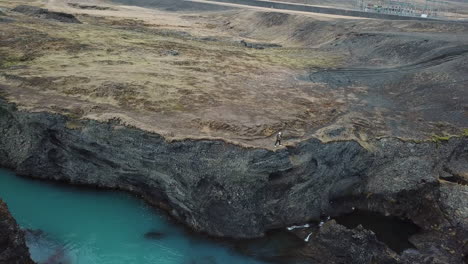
[1,0,466,147]
[0,5,344,146]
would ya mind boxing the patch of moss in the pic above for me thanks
[463,128,468,137]
[0,50,35,69]
[431,134,451,142]
[62,108,85,120]
[0,56,21,69]
[65,120,84,130]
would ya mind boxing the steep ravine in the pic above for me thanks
[0,98,467,263]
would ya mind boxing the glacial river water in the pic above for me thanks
[0,169,270,264]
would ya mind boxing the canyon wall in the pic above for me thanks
[0,99,467,263]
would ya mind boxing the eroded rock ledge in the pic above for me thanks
[0,98,467,263]
[0,200,34,264]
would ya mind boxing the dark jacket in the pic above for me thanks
[276,133,282,140]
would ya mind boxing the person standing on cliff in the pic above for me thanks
[274,131,282,147]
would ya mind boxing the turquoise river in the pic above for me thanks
[0,168,271,264]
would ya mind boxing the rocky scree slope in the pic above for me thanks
[0,99,467,263]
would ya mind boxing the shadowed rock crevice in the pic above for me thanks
[441,174,468,185]
[334,210,420,254]
[327,181,468,263]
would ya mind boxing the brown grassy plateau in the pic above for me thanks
[0,0,466,147]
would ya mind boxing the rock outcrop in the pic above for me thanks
[12,5,81,24]
[0,98,467,263]
[292,220,400,264]
[0,200,34,264]
[289,218,467,264]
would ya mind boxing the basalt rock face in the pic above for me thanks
[293,220,400,264]
[0,200,34,264]
[12,5,81,24]
[0,99,467,262]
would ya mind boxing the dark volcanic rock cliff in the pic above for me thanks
[0,200,34,264]
[0,98,467,263]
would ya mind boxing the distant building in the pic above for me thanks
[355,0,448,18]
